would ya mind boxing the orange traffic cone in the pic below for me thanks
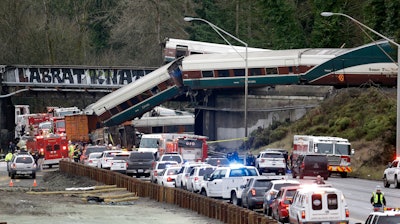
[9,179,13,187]
[33,179,37,187]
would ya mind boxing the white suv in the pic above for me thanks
[175,162,205,189]
[159,153,184,165]
[255,150,286,175]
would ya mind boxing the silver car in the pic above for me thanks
[8,152,37,179]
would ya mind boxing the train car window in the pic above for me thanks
[250,68,262,76]
[233,69,245,77]
[129,97,140,105]
[110,107,119,115]
[141,90,152,100]
[288,66,293,74]
[216,70,229,77]
[190,51,203,55]
[266,68,278,75]
[119,101,130,111]
[202,71,214,78]
[176,45,188,58]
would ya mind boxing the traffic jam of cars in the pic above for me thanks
[57,134,400,223]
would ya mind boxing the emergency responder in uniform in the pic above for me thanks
[73,144,81,163]
[370,185,386,211]
[38,150,45,170]
[314,175,325,184]
[68,141,75,161]
[5,151,13,172]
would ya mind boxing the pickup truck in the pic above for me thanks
[199,165,260,206]
[356,208,400,224]
[383,159,400,188]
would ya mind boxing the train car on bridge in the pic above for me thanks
[163,38,270,63]
[84,57,185,126]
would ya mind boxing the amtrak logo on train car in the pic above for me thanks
[14,67,150,86]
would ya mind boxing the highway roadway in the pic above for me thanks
[1,161,399,224]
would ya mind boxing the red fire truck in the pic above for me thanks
[25,133,69,168]
[165,135,208,162]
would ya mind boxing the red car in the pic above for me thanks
[270,185,300,223]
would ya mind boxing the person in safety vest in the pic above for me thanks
[68,141,75,161]
[370,185,386,210]
[5,151,13,172]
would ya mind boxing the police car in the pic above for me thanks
[359,208,400,224]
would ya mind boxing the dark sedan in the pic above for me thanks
[240,175,284,210]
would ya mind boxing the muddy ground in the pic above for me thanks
[0,170,223,224]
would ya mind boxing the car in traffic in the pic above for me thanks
[126,151,155,177]
[110,152,130,174]
[186,165,217,193]
[84,152,103,167]
[240,175,284,210]
[80,145,107,164]
[291,154,329,180]
[288,185,350,224]
[159,153,184,165]
[150,161,179,183]
[383,158,400,188]
[156,166,181,187]
[359,208,400,224]
[204,157,230,167]
[8,152,37,179]
[255,150,287,175]
[263,179,300,216]
[97,150,123,169]
[270,185,301,223]
[175,162,205,189]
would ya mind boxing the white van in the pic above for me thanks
[288,185,349,224]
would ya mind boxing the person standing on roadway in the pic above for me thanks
[5,151,13,172]
[68,141,75,161]
[370,185,386,211]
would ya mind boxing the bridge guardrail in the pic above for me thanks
[59,160,277,224]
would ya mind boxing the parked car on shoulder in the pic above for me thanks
[263,179,300,216]
[150,161,179,183]
[84,152,103,167]
[126,151,155,177]
[291,154,329,180]
[270,185,301,223]
[186,165,217,193]
[8,152,36,179]
[156,166,181,188]
[240,175,285,211]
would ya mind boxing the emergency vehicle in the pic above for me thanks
[165,135,208,162]
[293,135,354,178]
[138,133,208,161]
[26,133,69,168]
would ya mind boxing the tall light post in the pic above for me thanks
[321,12,400,158]
[184,17,249,145]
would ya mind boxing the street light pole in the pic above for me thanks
[184,17,249,144]
[321,12,400,158]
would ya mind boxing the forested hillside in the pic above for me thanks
[0,0,399,67]
[257,87,397,179]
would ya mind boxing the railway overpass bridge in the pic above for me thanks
[0,64,328,150]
